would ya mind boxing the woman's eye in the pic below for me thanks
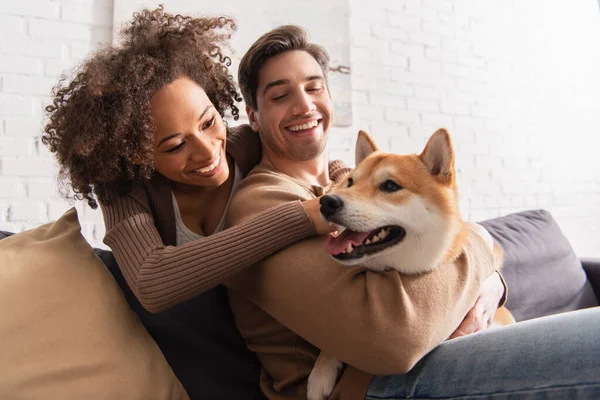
[380,180,403,192]
[347,177,353,188]
[202,117,215,130]
[166,142,185,153]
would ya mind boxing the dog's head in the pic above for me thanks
[320,128,463,273]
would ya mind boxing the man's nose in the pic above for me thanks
[291,92,316,115]
[320,195,344,218]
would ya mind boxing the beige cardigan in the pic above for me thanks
[224,164,498,400]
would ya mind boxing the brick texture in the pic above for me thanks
[0,0,599,256]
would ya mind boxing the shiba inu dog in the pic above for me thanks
[306,128,515,400]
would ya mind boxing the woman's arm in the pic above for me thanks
[101,189,315,313]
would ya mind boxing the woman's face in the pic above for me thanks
[150,77,229,189]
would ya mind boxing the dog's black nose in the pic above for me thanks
[320,195,344,218]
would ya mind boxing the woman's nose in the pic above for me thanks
[189,132,215,160]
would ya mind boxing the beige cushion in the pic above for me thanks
[0,208,189,400]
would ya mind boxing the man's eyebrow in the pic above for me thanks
[263,79,290,95]
[262,75,325,96]
[156,105,213,148]
[306,75,324,82]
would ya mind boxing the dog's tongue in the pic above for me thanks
[325,229,371,255]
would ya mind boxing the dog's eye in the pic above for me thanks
[380,180,403,192]
[347,178,353,188]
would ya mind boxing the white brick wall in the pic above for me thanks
[0,0,113,245]
[1,0,599,257]
[341,0,600,257]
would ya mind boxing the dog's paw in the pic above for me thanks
[307,357,343,400]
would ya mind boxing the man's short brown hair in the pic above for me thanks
[238,25,330,111]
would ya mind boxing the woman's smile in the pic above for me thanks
[189,147,224,177]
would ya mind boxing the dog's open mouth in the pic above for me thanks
[325,225,406,260]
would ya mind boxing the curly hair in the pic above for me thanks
[42,6,242,209]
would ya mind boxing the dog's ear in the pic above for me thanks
[419,128,455,184]
[355,130,379,165]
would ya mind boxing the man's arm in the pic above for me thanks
[225,173,496,375]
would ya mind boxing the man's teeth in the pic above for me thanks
[340,228,391,254]
[288,120,318,132]
[195,153,220,173]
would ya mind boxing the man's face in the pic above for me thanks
[248,50,333,162]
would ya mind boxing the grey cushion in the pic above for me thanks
[480,209,598,322]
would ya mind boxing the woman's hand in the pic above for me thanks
[449,271,504,339]
[302,197,338,235]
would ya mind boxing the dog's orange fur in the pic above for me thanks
[352,129,513,324]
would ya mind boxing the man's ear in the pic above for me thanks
[355,130,379,165]
[246,105,260,132]
[418,128,455,184]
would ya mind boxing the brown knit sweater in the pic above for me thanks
[100,125,351,313]
[224,164,498,400]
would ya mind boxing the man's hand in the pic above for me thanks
[301,197,338,235]
[449,271,504,339]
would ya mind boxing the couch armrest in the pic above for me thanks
[581,258,600,302]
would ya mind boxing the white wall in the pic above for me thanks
[338,0,600,257]
[1,0,599,256]
[0,0,113,244]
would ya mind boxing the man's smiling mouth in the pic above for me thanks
[287,120,319,132]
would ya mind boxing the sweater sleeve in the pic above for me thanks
[225,173,497,375]
[100,187,315,313]
[328,159,353,183]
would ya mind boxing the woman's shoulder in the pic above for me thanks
[99,175,170,221]
[100,174,176,246]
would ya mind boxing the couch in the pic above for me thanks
[0,208,598,399]
[479,209,599,321]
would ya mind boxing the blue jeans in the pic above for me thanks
[367,307,600,399]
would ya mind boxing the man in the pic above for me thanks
[225,25,600,400]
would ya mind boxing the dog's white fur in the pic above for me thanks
[306,356,343,400]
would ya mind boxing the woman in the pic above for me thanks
[42,7,346,399]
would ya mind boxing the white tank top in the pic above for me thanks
[172,162,242,246]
